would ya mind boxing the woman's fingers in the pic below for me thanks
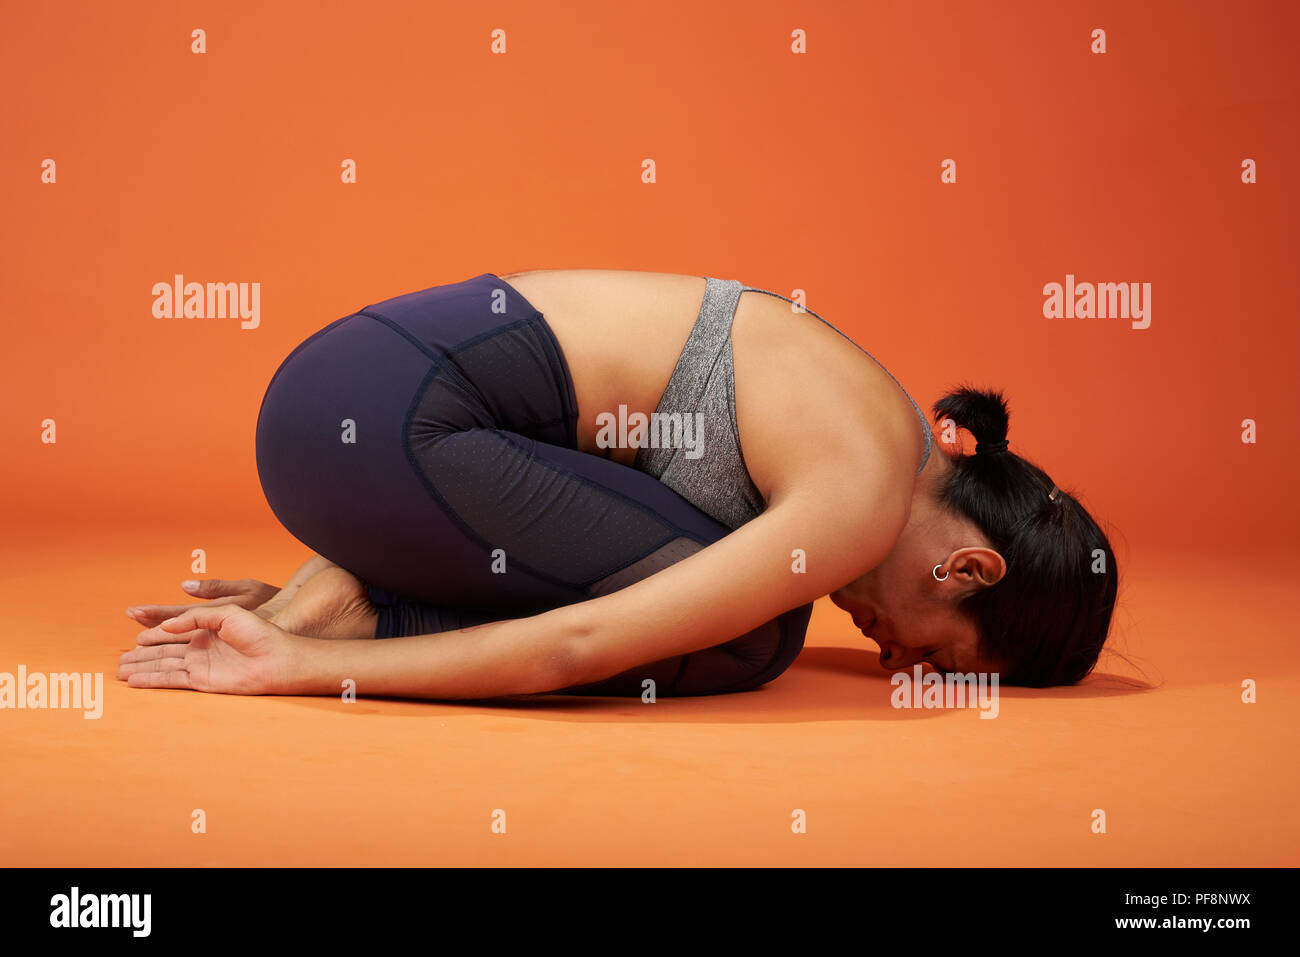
[126,595,243,626]
[119,643,191,665]
[126,669,194,690]
[118,655,189,680]
[125,578,280,625]
[133,605,244,647]
[118,642,193,684]
[133,621,202,646]
[181,578,277,601]
[157,604,267,653]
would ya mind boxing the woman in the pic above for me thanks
[119,270,1118,698]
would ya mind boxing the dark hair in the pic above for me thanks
[932,385,1118,687]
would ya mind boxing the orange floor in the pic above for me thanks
[1,521,1293,867]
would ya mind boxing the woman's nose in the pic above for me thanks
[878,643,924,670]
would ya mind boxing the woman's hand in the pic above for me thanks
[124,578,281,627]
[124,555,339,627]
[117,605,304,695]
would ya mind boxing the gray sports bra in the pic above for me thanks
[633,277,934,530]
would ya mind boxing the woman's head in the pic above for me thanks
[829,385,1119,687]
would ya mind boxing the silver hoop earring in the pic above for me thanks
[932,563,949,582]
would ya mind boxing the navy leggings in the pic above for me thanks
[254,273,812,696]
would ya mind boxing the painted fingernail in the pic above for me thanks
[181,580,199,591]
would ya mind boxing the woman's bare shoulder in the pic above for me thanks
[732,296,925,507]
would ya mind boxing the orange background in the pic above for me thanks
[1,1,1296,866]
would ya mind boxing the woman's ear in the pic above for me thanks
[947,546,1007,588]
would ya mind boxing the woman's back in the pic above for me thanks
[502,268,931,508]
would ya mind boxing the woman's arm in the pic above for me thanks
[283,605,588,698]
[122,436,910,699]
[552,461,910,690]
[277,449,909,699]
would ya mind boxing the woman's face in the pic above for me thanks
[829,532,1001,676]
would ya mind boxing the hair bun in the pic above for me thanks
[933,385,1011,452]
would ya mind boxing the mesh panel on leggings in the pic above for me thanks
[440,321,573,446]
[407,371,678,588]
[585,536,704,597]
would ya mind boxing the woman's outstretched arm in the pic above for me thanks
[120,439,908,699]
[287,476,903,698]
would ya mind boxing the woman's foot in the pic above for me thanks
[251,555,338,621]
[270,565,379,640]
